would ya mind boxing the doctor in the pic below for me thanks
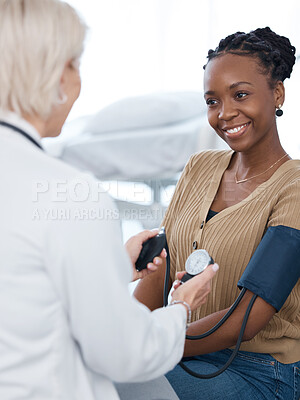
[0,1,218,399]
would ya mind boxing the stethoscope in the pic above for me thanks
[0,121,43,150]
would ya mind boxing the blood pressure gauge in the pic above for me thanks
[167,249,214,304]
[181,249,214,283]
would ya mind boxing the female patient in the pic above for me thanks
[0,1,218,399]
[135,27,300,399]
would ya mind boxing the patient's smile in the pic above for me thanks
[225,123,248,134]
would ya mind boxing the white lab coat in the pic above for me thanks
[0,112,186,400]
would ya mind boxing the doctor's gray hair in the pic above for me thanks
[0,0,87,118]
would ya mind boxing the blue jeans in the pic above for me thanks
[166,349,300,400]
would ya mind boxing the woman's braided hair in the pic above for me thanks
[204,27,296,87]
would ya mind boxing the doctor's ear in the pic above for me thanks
[60,60,72,84]
[58,59,79,104]
[57,62,70,103]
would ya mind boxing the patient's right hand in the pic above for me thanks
[171,264,219,313]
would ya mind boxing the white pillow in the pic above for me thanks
[84,91,206,134]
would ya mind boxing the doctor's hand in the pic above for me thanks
[125,230,167,282]
[171,264,219,314]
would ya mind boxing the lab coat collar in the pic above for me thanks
[0,110,43,149]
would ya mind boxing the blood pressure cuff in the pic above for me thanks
[238,225,300,312]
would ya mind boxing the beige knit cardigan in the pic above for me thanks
[163,150,300,364]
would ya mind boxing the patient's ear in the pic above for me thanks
[273,81,285,107]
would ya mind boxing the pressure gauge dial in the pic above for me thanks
[181,249,214,283]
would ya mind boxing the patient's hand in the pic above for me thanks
[125,230,167,282]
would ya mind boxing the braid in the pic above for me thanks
[204,27,296,84]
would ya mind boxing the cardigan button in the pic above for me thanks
[200,221,204,229]
[192,241,197,250]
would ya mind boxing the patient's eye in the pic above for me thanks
[206,98,218,106]
[235,92,248,99]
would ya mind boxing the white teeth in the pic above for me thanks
[226,124,247,134]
